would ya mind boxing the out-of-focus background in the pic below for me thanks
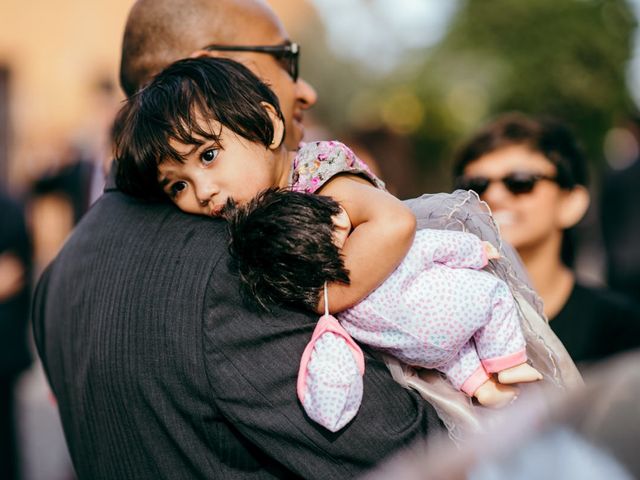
[0,0,639,478]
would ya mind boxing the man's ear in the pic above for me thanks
[261,102,285,150]
[557,185,590,229]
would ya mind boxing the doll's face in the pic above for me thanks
[331,206,352,250]
[460,144,569,253]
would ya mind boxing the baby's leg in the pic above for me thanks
[473,279,542,383]
[440,341,518,407]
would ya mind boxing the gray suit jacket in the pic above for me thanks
[32,180,441,479]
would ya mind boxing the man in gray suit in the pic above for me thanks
[32,1,441,478]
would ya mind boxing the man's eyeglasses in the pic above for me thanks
[454,172,559,196]
[202,41,300,82]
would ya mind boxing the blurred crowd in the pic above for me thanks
[1,77,118,480]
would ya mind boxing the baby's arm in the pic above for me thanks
[297,315,365,432]
[317,175,416,313]
[417,229,498,270]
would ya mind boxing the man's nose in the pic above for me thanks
[482,180,512,208]
[297,78,317,109]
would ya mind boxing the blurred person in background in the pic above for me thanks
[601,112,640,303]
[452,112,640,367]
[0,188,32,480]
[28,149,93,274]
[364,349,640,480]
[27,77,119,275]
[32,0,444,478]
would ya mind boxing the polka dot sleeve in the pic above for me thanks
[417,229,488,270]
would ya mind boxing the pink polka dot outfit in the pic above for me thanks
[291,141,527,432]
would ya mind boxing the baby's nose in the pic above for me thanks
[195,181,219,206]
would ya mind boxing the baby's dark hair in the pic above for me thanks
[225,188,350,311]
[114,56,284,200]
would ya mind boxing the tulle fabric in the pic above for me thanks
[388,190,583,442]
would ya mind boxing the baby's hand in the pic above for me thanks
[483,241,501,260]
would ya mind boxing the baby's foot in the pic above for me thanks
[474,377,518,408]
[497,363,543,385]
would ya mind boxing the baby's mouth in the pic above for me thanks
[210,204,225,217]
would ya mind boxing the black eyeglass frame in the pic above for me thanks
[201,41,300,81]
[454,172,560,196]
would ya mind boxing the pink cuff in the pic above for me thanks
[297,314,365,402]
[481,349,527,373]
[460,366,491,396]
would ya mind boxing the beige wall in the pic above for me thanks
[0,0,313,188]
[0,0,134,186]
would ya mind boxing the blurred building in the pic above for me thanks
[0,0,314,191]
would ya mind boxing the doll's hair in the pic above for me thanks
[114,57,284,200]
[224,188,350,311]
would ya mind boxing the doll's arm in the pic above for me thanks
[297,315,365,432]
[417,229,498,269]
[316,175,416,314]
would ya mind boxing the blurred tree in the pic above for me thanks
[303,0,637,196]
[405,0,637,190]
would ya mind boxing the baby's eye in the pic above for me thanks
[168,181,187,198]
[201,148,218,165]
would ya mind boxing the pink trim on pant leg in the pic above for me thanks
[460,366,491,396]
[297,314,365,402]
[481,349,527,373]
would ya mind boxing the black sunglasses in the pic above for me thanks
[202,41,300,82]
[454,172,559,196]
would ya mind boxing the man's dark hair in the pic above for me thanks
[453,112,588,189]
[114,57,284,201]
[225,188,350,311]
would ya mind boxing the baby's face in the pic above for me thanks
[157,121,286,217]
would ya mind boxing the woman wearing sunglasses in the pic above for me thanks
[453,112,640,366]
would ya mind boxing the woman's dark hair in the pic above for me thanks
[224,188,350,311]
[453,112,588,189]
[453,112,589,267]
[114,57,284,200]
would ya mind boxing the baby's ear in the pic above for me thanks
[261,102,285,150]
[331,206,352,250]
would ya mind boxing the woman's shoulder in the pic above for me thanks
[290,140,385,193]
[554,281,640,363]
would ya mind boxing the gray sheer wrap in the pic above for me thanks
[387,190,583,442]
